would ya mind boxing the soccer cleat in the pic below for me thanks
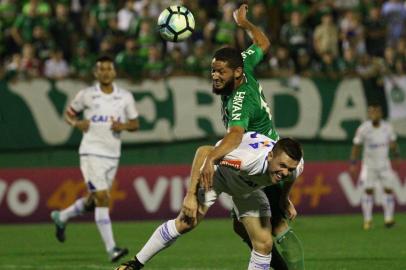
[384,220,395,228]
[51,211,66,242]
[363,221,372,230]
[109,247,129,263]
[115,257,144,269]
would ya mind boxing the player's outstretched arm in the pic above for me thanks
[111,118,139,132]
[233,4,270,53]
[182,145,214,220]
[64,108,89,132]
[349,144,361,178]
[390,140,400,169]
[200,126,244,191]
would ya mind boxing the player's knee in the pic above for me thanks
[383,188,393,194]
[94,191,109,206]
[365,189,374,195]
[252,237,273,254]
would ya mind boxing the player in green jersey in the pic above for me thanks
[200,4,305,270]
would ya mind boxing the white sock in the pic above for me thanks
[382,193,395,222]
[248,250,272,270]
[136,219,181,264]
[59,198,86,223]
[361,193,373,222]
[95,207,116,252]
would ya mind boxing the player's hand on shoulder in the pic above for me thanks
[233,4,249,28]
[76,120,90,132]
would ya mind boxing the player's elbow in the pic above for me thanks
[260,38,270,53]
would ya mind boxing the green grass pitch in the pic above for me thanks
[1,213,405,270]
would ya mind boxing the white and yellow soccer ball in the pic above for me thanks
[157,5,195,42]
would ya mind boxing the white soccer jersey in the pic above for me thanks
[216,132,304,188]
[69,83,139,158]
[353,120,397,168]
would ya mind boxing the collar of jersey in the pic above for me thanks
[96,83,117,95]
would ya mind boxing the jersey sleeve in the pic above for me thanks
[68,90,86,115]
[125,92,139,120]
[353,124,365,145]
[242,44,264,75]
[227,90,253,130]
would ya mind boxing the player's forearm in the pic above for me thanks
[243,21,270,53]
[188,146,214,194]
[64,112,79,127]
[206,130,243,163]
[350,145,361,162]
[125,119,139,132]
[187,177,200,195]
[390,141,400,160]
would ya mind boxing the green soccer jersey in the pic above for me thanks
[221,44,279,141]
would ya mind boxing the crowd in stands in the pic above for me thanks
[1,0,406,83]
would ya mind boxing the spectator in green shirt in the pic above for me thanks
[144,44,167,80]
[0,0,18,28]
[280,11,310,68]
[137,20,158,59]
[49,3,77,61]
[89,0,117,39]
[70,41,95,82]
[115,38,145,82]
[338,47,357,77]
[186,41,212,78]
[22,0,51,17]
[32,25,54,61]
[282,0,310,21]
[11,4,46,48]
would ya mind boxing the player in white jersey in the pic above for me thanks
[350,103,400,230]
[115,132,304,270]
[50,56,139,262]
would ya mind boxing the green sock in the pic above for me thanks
[274,227,305,270]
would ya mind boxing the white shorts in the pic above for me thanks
[80,155,119,192]
[198,166,271,220]
[359,163,395,190]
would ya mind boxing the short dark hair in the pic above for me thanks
[213,47,243,69]
[96,55,114,64]
[273,138,303,162]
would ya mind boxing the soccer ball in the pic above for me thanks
[157,5,195,42]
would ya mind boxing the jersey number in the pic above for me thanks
[258,85,272,120]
